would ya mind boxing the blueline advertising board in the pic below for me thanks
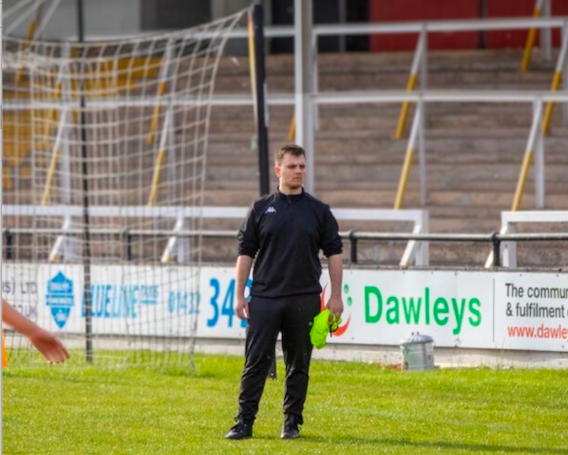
[2,264,567,352]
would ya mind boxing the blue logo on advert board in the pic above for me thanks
[46,272,74,328]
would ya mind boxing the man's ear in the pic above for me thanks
[275,165,281,178]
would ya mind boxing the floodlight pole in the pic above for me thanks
[77,0,93,363]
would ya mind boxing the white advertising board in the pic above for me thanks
[2,264,567,352]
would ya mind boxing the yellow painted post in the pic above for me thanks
[394,148,415,209]
[247,11,258,125]
[146,81,167,144]
[521,8,542,72]
[542,71,562,134]
[287,114,296,141]
[147,149,167,206]
[15,20,37,84]
[511,150,534,211]
[41,148,61,206]
[394,75,417,140]
[44,82,62,139]
[2,167,13,190]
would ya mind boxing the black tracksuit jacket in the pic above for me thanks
[238,188,343,298]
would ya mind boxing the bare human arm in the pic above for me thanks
[235,255,253,320]
[2,299,69,363]
[326,254,344,321]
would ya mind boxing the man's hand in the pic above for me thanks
[326,295,344,322]
[235,295,250,320]
[28,328,69,364]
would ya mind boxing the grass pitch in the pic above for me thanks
[2,353,568,454]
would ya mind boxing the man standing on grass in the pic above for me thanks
[225,144,344,440]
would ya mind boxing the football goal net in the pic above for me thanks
[2,7,247,369]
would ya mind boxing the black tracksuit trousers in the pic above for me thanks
[237,294,320,426]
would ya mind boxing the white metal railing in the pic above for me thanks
[59,17,568,41]
[486,211,568,268]
[4,90,568,110]
[1,205,430,267]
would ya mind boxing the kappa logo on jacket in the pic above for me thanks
[265,206,277,214]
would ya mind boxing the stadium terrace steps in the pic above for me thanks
[205,50,568,266]
[214,73,554,93]
[3,49,568,266]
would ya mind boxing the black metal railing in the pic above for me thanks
[3,227,568,267]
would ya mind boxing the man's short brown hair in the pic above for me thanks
[275,144,306,166]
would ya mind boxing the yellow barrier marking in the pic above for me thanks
[2,168,13,190]
[512,150,534,211]
[41,148,61,206]
[15,20,37,84]
[394,74,417,139]
[148,149,167,206]
[394,148,415,209]
[521,9,542,72]
[287,114,296,141]
[248,11,259,125]
[147,81,167,144]
[542,71,562,134]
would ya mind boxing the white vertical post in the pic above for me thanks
[420,26,428,127]
[161,216,190,264]
[534,100,545,208]
[61,122,71,204]
[312,33,320,131]
[416,210,430,267]
[295,0,315,193]
[168,108,177,201]
[158,108,173,155]
[400,211,429,267]
[501,222,517,268]
[61,55,72,204]
[418,99,427,206]
[540,0,552,62]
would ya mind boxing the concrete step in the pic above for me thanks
[207,138,568,165]
[203,160,568,188]
[210,102,568,119]
[216,49,557,74]
[206,127,568,145]
[213,72,554,93]
[207,107,568,133]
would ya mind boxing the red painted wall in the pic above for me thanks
[487,0,568,48]
[369,0,480,51]
[369,0,568,51]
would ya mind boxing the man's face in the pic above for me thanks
[275,153,306,191]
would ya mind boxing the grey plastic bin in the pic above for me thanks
[400,333,435,371]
